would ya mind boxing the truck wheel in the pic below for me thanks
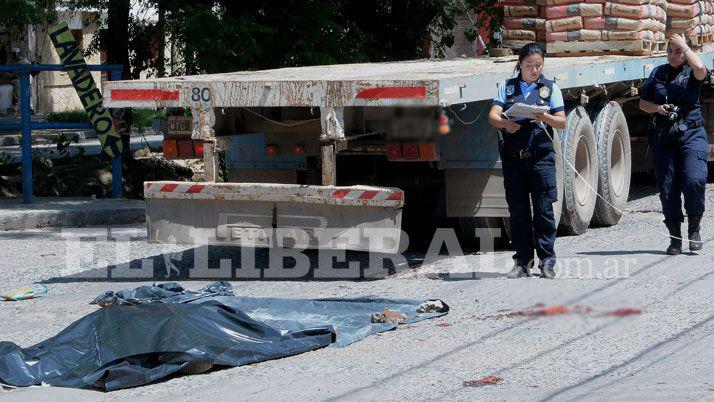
[592,101,631,226]
[559,106,598,235]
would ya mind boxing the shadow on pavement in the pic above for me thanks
[578,250,668,256]
[39,245,431,283]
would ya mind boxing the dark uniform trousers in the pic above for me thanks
[644,64,708,225]
[499,76,559,266]
[502,152,558,266]
[650,129,708,224]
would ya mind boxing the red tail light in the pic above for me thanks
[386,143,402,160]
[438,111,450,135]
[163,139,178,158]
[402,142,419,160]
[418,143,437,161]
[387,142,438,161]
[266,145,279,156]
[163,139,204,159]
[177,139,195,158]
[194,141,204,157]
[293,144,305,155]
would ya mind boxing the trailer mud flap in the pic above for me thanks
[144,182,404,253]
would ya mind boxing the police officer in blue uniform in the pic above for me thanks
[639,34,708,255]
[488,43,566,278]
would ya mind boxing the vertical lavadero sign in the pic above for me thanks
[48,22,123,157]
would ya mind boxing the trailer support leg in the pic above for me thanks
[204,141,219,182]
[190,102,217,182]
[321,143,336,186]
[319,107,345,186]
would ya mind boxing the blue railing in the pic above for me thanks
[0,64,123,204]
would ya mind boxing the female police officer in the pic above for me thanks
[488,43,566,278]
[639,34,708,255]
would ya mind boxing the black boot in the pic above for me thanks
[665,221,682,255]
[688,215,703,251]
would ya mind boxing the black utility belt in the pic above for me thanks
[683,119,704,129]
[657,118,704,131]
[500,148,551,160]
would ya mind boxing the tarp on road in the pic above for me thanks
[0,282,448,390]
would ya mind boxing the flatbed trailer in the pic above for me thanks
[104,53,714,252]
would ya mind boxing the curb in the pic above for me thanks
[0,127,155,146]
[0,198,146,231]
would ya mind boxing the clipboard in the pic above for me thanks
[503,103,550,119]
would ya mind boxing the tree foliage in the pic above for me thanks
[0,0,55,27]
[459,0,503,45]
[13,0,499,77]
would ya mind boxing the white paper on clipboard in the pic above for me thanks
[503,103,550,119]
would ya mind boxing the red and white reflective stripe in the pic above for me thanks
[159,183,179,192]
[147,183,208,194]
[356,86,426,99]
[329,189,403,201]
[186,184,207,193]
[111,89,179,101]
[144,182,404,208]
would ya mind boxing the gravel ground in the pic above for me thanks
[1,181,713,401]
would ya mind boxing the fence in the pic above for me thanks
[0,64,123,203]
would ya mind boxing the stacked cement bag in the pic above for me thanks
[593,1,667,42]
[666,0,714,41]
[545,2,603,41]
[501,0,667,53]
[503,0,547,43]
[603,0,667,42]
[543,0,667,43]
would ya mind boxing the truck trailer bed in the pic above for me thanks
[101,52,714,253]
[104,53,714,109]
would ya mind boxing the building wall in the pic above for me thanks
[3,7,178,116]
[34,11,103,114]
[443,14,478,59]
[432,12,491,59]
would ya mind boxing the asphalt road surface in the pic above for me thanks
[1,181,713,401]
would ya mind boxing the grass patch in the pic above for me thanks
[132,108,159,127]
[46,108,160,127]
[46,109,88,123]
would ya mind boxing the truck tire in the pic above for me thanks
[592,101,631,226]
[559,106,598,235]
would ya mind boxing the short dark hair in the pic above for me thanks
[516,42,545,72]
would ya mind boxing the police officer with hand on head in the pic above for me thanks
[639,34,709,255]
[488,43,566,279]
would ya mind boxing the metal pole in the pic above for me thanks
[110,67,123,198]
[0,64,126,201]
[20,72,32,204]
[111,155,122,197]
